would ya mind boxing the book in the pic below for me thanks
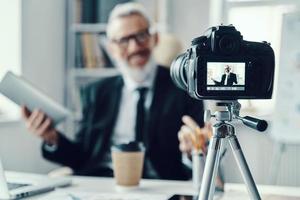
[80,33,114,69]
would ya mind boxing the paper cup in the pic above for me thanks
[111,142,145,188]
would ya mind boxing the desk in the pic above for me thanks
[15,172,299,200]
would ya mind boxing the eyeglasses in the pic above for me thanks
[111,29,151,49]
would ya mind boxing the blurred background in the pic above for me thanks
[0,0,300,187]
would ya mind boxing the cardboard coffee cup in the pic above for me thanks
[111,142,145,188]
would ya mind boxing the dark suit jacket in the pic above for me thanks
[42,66,204,180]
[221,73,237,86]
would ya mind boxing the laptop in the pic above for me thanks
[0,159,72,199]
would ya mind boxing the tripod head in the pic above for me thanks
[204,101,268,132]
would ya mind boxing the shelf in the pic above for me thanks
[70,23,107,33]
[69,68,120,78]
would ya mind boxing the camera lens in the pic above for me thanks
[170,53,188,91]
[219,35,240,55]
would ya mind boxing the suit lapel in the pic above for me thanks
[107,76,123,132]
[94,76,124,159]
[145,67,170,148]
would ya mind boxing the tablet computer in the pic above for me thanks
[0,71,71,125]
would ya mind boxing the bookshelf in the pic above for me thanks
[71,23,107,33]
[65,0,123,132]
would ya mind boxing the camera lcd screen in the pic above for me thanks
[206,62,245,91]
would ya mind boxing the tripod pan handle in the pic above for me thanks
[242,116,268,132]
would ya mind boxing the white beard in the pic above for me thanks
[116,58,155,84]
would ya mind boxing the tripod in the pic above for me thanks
[198,101,268,200]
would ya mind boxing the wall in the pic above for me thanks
[166,0,210,49]
[0,0,66,173]
[221,123,300,186]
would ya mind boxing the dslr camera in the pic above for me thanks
[170,25,275,100]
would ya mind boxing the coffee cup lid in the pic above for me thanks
[111,141,145,152]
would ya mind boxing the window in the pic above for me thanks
[222,0,300,115]
[0,0,21,121]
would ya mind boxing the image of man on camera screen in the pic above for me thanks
[211,65,238,86]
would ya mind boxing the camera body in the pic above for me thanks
[170,25,275,100]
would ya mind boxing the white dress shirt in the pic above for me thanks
[111,62,157,145]
[224,73,229,85]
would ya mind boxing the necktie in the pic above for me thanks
[135,87,148,142]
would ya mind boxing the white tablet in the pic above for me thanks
[0,71,71,125]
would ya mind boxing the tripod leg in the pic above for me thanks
[228,135,261,200]
[198,137,223,200]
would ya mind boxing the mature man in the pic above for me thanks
[213,65,238,86]
[22,3,204,180]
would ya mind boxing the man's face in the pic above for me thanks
[225,66,231,73]
[108,14,158,69]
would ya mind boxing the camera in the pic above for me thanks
[170,25,275,100]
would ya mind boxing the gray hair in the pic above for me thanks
[106,2,152,39]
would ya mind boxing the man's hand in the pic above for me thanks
[21,106,59,145]
[178,115,212,155]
